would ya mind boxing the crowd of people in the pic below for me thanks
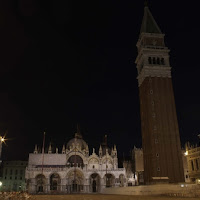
[0,192,33,200]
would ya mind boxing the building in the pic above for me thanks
[25,130,126,194]
[123,147,144,186]
[123,157,135,186]
[182,149,190,183]
[135,4,184,184]
[185,138,200,184]
[0,161,27,192]
[132,147,144,185]
[124,147,190,186]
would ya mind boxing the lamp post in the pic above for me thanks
[0,136,5,165]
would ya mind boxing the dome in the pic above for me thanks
[66,135,88,150]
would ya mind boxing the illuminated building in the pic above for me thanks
[185,137,200,184]
[25,130,126,194]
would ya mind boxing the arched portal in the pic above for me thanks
[35,174,46,193]
[104,174,115,188]
[66,169,84,193]
[90,173,101,193]
[50,173,61,191]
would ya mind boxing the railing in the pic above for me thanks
[87,168,125,172]
[26,167,125,172]
[27,167,67,172]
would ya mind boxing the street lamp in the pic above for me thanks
[0,136,6,164]
[0,136,5,143]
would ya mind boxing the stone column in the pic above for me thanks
[62,178,67,193]
[85,178,90,193]
[100,178,105,191]
[31,178,36,194]
[46,178,50,193]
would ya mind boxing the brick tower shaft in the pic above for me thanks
[135,5,184,184]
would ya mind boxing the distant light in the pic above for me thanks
[197,179,200,184]
[180,184,184,188]
[0,182,2,186]
[184,151,188,156]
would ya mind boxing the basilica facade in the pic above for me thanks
[25,131,126,194]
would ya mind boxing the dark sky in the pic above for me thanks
[0,0,200,161]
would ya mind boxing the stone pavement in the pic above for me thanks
[32,194,199,200]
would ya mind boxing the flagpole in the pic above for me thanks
[41,131,46,175]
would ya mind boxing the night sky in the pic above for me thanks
[0,0,200,161]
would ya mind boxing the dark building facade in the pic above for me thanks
[135,5,184,184]
[0,161,27,192]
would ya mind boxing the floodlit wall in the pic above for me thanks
[28,154,66,166]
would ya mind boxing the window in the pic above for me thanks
[153,57,156,64]
[161,58,165,65]
[5,169,7,175]
[15,177,17,180]
[10,169,12,175]
[5,176,7,179]
[157,167,160,171]
[93,165,95,169]
[20,170,23,175]
[157,57,160,65]
[10,177,12,180]
[151,101,154,106]
[191,160,194,171]
[15,170,18,175]
[156,153,159,157]
[148,57,152,64]
[150,90,153,94]
[196,159,199,170]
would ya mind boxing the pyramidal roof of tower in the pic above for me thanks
[140,5,162,34]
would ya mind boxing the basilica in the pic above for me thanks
[25,129,126,194]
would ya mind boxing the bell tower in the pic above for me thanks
[135,4,184,184]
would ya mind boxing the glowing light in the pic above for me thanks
[180,184,184,188]
[0,182,2,186]
[0,135,7,143]
[184,151,188,156]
